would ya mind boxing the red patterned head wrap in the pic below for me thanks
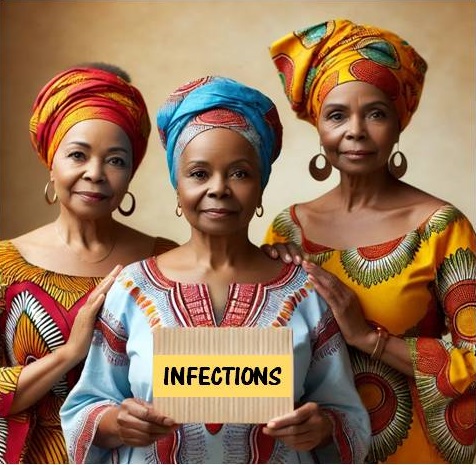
[29,67,151,176]
[269,19,427,131]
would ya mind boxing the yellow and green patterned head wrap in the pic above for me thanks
[269,19,427,131]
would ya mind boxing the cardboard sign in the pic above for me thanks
[153,326,293,423]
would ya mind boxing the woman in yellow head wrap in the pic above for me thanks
[0,64,177,463]
[263,19,476,464]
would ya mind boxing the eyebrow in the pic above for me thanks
[65,141,129,153]
[322,100,392,110]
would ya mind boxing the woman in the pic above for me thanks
[0,65,177,463]
[263,19,476,463]
[60,76,370,463]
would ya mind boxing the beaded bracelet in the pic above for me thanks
[370,326,389,360]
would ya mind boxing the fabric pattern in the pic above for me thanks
[60,259,371,463]
[263,204,476,463]
[29,67,151,175]
[269,19,427,130]
[156,76,283,189]
[0,238,175,463]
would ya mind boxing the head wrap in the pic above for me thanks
[156,76,282,189]
[269,19,427,131]
[29,67,151,176]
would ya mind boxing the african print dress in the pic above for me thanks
[60,259,371,463]
[0,238,176,463]
[263,204,476,464]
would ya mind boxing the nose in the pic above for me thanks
[345,115,367,140]
[82,159,105,182]
[207,174,230,198]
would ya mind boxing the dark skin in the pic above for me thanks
[263,81,446,377]
[94,128,334,451]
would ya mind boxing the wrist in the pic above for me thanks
[369,326,389,360]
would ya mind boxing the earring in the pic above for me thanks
[309,150,332,181]
[175,203,182,217]
[44,180,58,205]
[388,149,407,179]
[255,205,264,218]
[118,191,136,216]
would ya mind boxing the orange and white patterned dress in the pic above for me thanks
[264,204,476,463]
[0,238,176,463]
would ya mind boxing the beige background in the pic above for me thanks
[1,1,474,246]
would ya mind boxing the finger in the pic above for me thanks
[261,244,279,260]
[267,402,316,429]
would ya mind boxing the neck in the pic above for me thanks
[54,211,118,264]
[186,231,258,271]
[337,169,398,211]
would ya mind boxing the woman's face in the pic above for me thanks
[317,81,400,176]
[177,127,262,237]
[50,119,133,219]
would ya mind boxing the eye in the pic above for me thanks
[107,156,128,167]
[231,169,248,179]
[67,151,86,161]
[326,111,345,122]
[190,169,208,180]
[368,109,386,119]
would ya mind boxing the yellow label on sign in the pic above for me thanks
[153,354,292,398]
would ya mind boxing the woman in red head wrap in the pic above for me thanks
[263,19,476,464]
[0,64,177,463]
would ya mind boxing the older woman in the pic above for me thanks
[60,75,370,464]
[0,65,177,463]
[263,19,476,463]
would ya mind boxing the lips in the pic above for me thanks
[75,191,108,201]
[202,208,237,217]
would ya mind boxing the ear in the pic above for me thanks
[49,170,55,182]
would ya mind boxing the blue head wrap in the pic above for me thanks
[156,76,282,189]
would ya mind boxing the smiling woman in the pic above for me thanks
[0,64,177,464]
[60,75,371,464]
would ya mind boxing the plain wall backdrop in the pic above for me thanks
[1,0,474,246]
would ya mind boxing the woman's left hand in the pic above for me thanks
[302,261,372,348]
[262,402,333,451]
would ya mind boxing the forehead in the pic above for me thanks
[180,127,259,164]
[323,81,394,107]
[59,119,131,147]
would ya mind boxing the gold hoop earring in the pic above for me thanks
[175,203,182,217]
[309,151,332,181]
[118,191,136,216]
[255,205,264,218]
[388,150,407,179]
[44,180,58,205]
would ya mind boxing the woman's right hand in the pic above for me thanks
[261,242,304,265]
[64,264,122,363]
[115,398,178,447]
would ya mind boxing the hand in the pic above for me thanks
[263,402,333,451]
[261,242,304,265]
[116,398,178,447]
[302,261,372,348]
[64,264,122,363]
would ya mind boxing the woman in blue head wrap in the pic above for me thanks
[60,76,370,464]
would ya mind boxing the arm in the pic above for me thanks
[406,212,476,462]
[264,293,371,463]
[1,265,121,415]
[302,260,415,376]
[60,267,177,463]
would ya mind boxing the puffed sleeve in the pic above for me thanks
[60,270,135,464]
[406,206,476,463]
[263,206,297,245]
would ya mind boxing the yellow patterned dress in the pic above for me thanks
[264,204,476,463]
[0,238,176,463]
